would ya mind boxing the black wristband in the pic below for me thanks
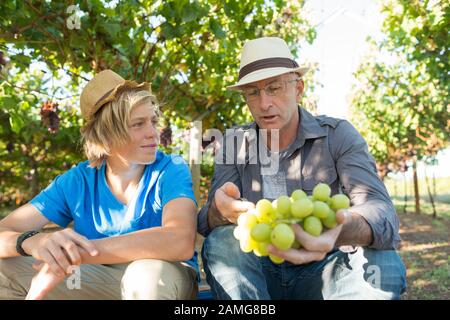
[16,231,39,257]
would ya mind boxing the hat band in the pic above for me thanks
[238,57,299,81]
[95,88,114,108]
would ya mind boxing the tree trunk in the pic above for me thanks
[424,165,437,218]
[412,158,420,214]
[30,159,40,198]
[403,171,407,213]
[189,121,202,204]
[393,178,398,198]
[432,169,436,198]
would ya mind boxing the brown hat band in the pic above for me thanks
[238,57,299,81]
[95,88,114,108]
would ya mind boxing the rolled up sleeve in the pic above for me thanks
[331,120,401,250]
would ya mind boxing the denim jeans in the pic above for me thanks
[202,225,407,300]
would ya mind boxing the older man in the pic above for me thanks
[197,37,406,300]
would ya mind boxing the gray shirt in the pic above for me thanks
[197,107,401,250]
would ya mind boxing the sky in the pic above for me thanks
[299,0,449,179]
[300,0,384,118]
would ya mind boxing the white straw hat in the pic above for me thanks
[227,37,309,90]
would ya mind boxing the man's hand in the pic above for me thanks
[22,228,98,277]
[26,262,66,300]
[267,209,353,265]
[213,182,255,224]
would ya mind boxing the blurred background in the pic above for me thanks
[0,0,448,299]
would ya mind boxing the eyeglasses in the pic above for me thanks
[241,78,301,102]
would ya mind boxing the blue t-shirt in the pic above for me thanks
[30,150,198,272]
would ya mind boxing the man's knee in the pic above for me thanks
[202,225,241,261]
[361,248,407,297]
[121,259,196,300]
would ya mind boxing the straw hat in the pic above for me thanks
[227,37,309,90]
[80,70,151,120]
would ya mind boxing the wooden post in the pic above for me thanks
[424,164,437,218]
[189,121,202,204]
[403,171,407,213]
[412,158,420,214]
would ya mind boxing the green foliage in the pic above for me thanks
[381,0,449,92]
[0,70,83,204]
[349,0,449,177]
[0,0,317,203]
[0,0,316,130]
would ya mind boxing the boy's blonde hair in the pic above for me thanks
[81,88,159,168]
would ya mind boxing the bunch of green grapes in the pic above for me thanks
[234,183,350,264]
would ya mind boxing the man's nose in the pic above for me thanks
[258,89,273,111]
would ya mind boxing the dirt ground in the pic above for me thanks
[397,211,450,299]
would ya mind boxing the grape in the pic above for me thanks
[290,198,313,219]
[250,223,271,242]
[303,216,323,237]
[271,199,278,210]
[239,232,258,253]
[312,201,330,219]
[271,200,284,220]
[330,194,350,211]
[159,126,172,147]
[256,199,273,216]
[276,196,291,217]
[40,101,60,134]
[291,239,301,249]
[0,51,7,71]
[312,183,331,202]
[237,212,258,230]
[233,226,241,240]
[6,142,14,153]
[269,254,285,264]
[255,199,275,222]
[270,223,295,250]
[291,189,307,201]
[321,209,337,229]
[235,182,341,257]
[253,241,270,257]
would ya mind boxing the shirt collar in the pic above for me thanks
[244,106,328,162]
[281,107,328,158]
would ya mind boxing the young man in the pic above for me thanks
[198,37,406,299]
[0,70,198,300]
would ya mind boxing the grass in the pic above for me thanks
[385,176,450,218]
[398,211,450,299]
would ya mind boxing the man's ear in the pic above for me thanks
[296,79,305,102]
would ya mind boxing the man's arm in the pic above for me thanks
[331,120,400,250]
[198,130,247,236]
[335,212,373,247]
[206,196,229,230]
